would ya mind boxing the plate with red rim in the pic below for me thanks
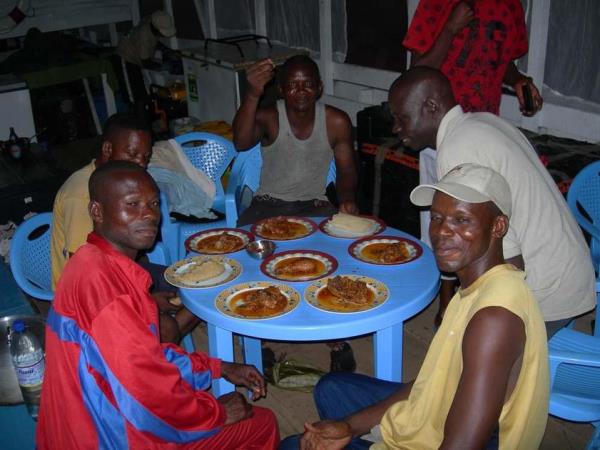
[348,235,423,265]
[185,228,255,254]
[260,250,338,282]
[251,216,318,241]
[319,215,386,239]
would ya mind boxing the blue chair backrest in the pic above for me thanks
[9,213,53,301]
[174,132,237,204]
[548,328,600,448]
[159,191,179,263]
[225,144,336,226]
[567,160,600,273]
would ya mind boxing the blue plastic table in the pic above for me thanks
[180,222,440,396]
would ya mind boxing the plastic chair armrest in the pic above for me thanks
[225,168,242,228]
[19,282,53,301]
[573,212,600,242]
[549,349,600,387]
[549,350,600,368]
[147,242,171,266]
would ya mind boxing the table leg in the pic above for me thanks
[242,337,263,373]
[207,324,235,396]
[373,323,403,382]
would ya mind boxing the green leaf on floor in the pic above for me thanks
[268,359,326,393]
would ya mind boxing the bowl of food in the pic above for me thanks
[246,240,276,260]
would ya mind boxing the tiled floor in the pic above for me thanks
[192,295,594,449]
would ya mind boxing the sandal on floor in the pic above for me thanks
[329,342,356,372]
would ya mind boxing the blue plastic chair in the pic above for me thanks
[567,160,600,273]
[224,144,337,227]
[567,161,600,336]
[548,327,600,449]
[160,132,237,260]
[174,132,238,214]
[9,213,53,301]
[9,212,171,298]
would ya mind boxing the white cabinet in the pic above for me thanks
[182,40,306,123]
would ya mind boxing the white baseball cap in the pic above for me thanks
[151,11,176,38]
[410,163,512,217]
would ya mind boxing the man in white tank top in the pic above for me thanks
[233,55,359,226]
[233,55,360,372]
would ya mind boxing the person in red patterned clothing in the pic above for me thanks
[404,0,543,325]
[404,0,542,115]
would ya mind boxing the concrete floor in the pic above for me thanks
[192,296,594,449]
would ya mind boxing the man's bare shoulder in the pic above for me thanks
[463,306,525,361]
[325,104,352,131]
[325,104,352,122]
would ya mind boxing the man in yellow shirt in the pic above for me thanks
[51,113,152,288]
[281,164,549,449]
[50,113,198,343]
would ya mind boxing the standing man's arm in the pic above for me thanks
[503,62,543,116]
[411,2,474,68]
[232,59,275,150]
[440,307,525,449]
[327,107,358,214]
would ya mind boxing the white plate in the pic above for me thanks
[165,256,242,289]
[304,275,389,314]
[325,221,379,238]
[215,281,301,320]
[319,216,386,239]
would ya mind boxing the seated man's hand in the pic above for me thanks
[246,58,275,98]
[152,291,182,314]
[217,392,253,425]
[338,200,359,215]
[221,361,266,400]
[300,420,352,450]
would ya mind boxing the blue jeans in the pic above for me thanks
[278,373,402,450]
[278,372,499,450]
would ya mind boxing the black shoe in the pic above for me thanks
[262,346,276,379]
[330,342,356,372]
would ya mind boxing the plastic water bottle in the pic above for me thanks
[9,320,45,419]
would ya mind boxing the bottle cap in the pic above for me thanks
[12,320,25,333]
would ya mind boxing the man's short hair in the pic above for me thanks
[89,160,149,201]
[102,113,150,143]
[278,54,321,85]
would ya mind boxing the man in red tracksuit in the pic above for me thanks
[37,161,279,449]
